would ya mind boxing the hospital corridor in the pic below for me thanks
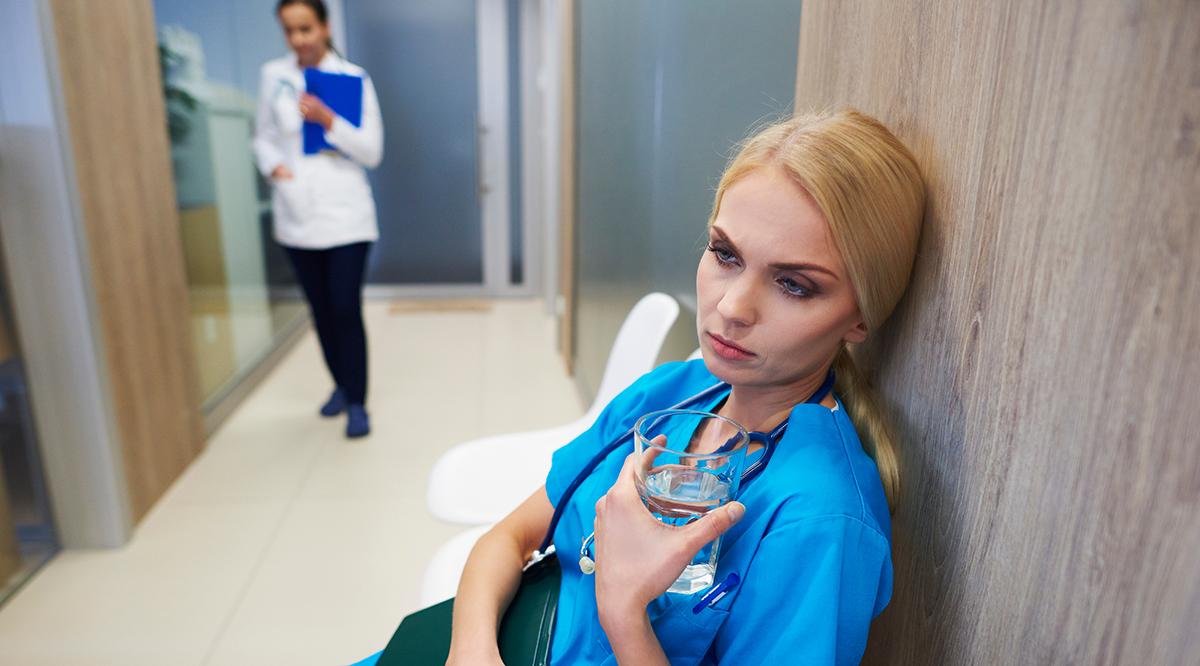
[0,300,585,664]
[0,0,1196,664]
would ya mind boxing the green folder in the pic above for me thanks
[377,556,561,666]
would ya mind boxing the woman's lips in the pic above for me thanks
[707,333,756,361]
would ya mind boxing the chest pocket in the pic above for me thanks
[594,586,734,666]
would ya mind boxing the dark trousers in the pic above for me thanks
[285,242,371,405]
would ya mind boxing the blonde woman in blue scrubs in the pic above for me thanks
[357,110,924,664]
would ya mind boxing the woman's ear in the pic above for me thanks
[843,318,868,344]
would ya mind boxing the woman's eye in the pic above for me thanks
[777,276,813,298]
[707,244,738,266]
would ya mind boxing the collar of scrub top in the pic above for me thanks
[530,369,836,573]
[703,367,836,486]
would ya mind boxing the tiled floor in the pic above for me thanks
[0,299,584,665]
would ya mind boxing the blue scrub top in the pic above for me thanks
[545,359,893,665]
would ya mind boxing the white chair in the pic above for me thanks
[426,292,680,525]
[420,524,493,606]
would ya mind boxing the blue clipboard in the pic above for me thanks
[303,68,363,154]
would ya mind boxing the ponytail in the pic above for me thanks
[833,346,900,512]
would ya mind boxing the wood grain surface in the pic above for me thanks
[794,1,1200,663]
[48,0,204,524]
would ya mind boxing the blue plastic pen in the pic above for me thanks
[692,572,740,614]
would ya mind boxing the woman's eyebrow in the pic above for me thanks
[709,225,734,244]
[771,261,838,280]
[710,225,839,280]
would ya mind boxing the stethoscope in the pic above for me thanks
[528,370,836,576]
[272,78,300,103]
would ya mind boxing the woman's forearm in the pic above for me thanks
[323,80,383,168]
[447,528,527,658]
[600,608,670,666]
[447,487,555,663]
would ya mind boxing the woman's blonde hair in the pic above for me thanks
[709,109,926,511]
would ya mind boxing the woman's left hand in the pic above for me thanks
[298,93,335,131]
[592,452,746,625]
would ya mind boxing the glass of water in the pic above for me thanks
[632,409,749,594]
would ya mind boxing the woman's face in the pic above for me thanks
[696,166,867,391]
[279,4,329,66]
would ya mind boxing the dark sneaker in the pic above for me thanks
[320,388,347,417]
[346,404,370,439]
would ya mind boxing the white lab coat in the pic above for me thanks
[252,52,383,249]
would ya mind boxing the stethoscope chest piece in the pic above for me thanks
[579,555,595,575]
[579,531,597,574]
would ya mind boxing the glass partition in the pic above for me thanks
[155,2,306,406]
[573,0,803,394]
[0,240,56,605]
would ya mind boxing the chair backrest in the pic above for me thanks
[583,292,679,421]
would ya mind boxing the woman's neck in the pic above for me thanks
[297,48,329,69]
[720,367,833,433]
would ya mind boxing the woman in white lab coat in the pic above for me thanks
[253,0,383,438]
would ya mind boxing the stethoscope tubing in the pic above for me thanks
[536,370,835,560]
[536,382,729,555]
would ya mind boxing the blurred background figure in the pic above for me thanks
[254,0,384,439]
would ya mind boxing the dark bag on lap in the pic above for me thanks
[375,555,561,666]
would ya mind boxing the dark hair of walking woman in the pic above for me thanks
[276,0,337,61]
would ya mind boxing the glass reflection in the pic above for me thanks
[157,10,306,405]
[0,240,56,605]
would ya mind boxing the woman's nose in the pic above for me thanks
[716,276,758,327]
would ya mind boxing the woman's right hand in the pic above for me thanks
[270,165,294,180]
[593,452,745,623]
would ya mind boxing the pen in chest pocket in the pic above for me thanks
[693,572,740,614]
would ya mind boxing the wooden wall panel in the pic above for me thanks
[48,0,204,523]
[794,2,1200,663]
